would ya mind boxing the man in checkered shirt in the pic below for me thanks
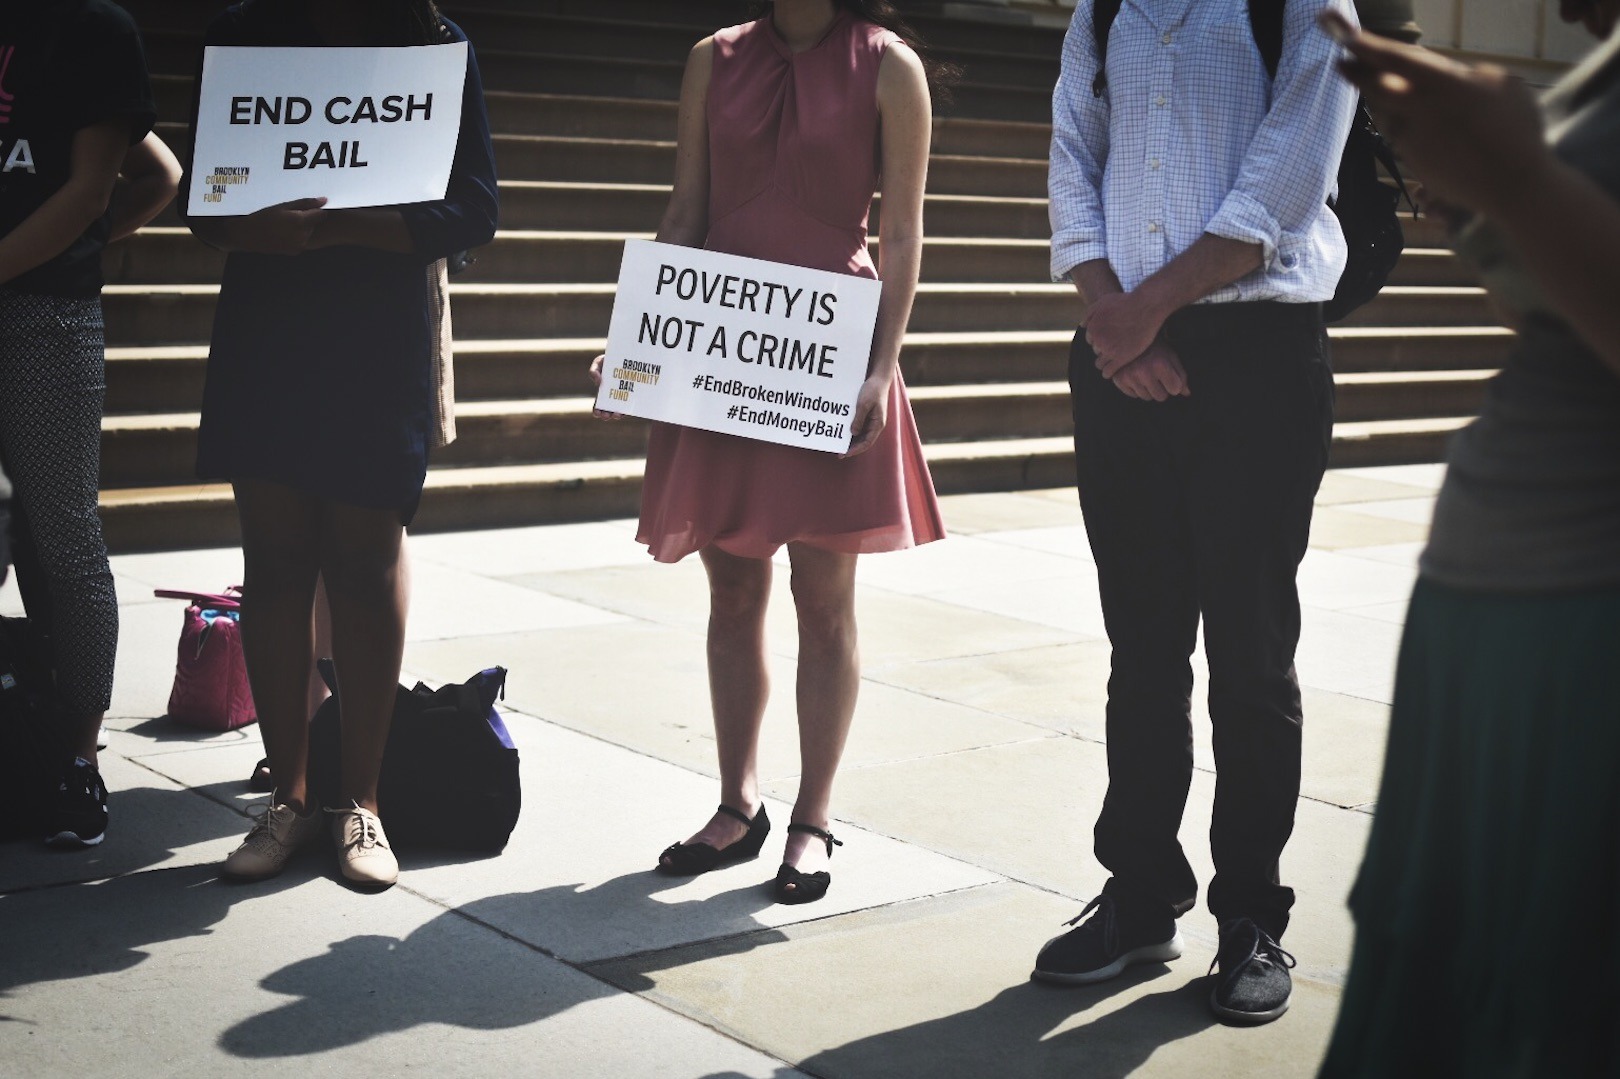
[1033,0,1360,1026]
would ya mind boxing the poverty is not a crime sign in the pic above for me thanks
[186,43,467,216]
[597,240,883,455]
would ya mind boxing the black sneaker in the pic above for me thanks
[1032,894,1183,985]
[44,758,108,848]
[1208,917,1296,1024]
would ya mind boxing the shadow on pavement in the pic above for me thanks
[220,869,784,1059]
[0,783,253,893]
[699,968,1219,1079]
[0,862,308,1007]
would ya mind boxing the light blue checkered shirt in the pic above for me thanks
[1049,0,1360,303]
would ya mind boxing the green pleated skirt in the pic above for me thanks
[1320,579,1620,1078]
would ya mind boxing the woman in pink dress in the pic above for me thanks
[592,0,948,903]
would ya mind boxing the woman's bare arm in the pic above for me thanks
[846,41,930,457]
[0,122,127,286]
[107,132,182,242]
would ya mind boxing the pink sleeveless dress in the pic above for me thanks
[635,11,946,563]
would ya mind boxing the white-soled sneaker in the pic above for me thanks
[328,802,398,888]
[222,802,322,880]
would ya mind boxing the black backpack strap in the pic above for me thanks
[1090,0,1123,97]
[1247,0,1285,81]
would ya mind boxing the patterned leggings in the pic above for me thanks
[0,289,118,716]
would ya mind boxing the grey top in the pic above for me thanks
[1420,32,1620,593]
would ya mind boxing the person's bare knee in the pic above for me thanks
[319,504,405,609]
[701,546,771,625]
[787,544,857,647]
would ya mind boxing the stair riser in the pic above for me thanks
[105,332,1507,413]
[107,228,1473,289]
[1332,379,1489,423]
[101,286,1495,347]
[142,33,1052,121]
[101,392,1076,488]
[94,422,1452,554]
[98,380,1484,489]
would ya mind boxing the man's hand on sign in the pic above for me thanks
[1085,291,1166,379]
[1110,339,1190,402]
[587,354,625,420]
[843,372,891,458]
[235,197,329,255]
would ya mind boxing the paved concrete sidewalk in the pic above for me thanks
[0,467,1443,1078]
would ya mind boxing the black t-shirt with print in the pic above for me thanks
[0,0,156,297]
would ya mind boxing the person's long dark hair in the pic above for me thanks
[363,0,448,45]
[747,1,961,98]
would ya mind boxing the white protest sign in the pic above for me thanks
[598,240,882,455]
[187,43,468,216]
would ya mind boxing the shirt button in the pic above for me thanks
[1147,222,1161,233]
[1161,31,1173,44]
[1149,158,1162,169]
[1155,94,1167,107]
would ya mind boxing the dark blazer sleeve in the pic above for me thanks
[397,21,500,262]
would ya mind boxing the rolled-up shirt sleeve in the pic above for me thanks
[1049,5,1111,282]
[1204,0,1358,267]
[397,28,500,263]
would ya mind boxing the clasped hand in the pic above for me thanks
[1085,291,1189,401]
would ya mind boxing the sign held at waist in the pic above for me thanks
[597,240,882,455]
[186,43,467,217]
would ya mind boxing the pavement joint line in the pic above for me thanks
[584,881,1009,976]
[825,732,1067,779]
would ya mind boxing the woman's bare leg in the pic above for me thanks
[781,542,860,886]
[662,545,773,861]
[319,502,407,813]
[233,479,323,813]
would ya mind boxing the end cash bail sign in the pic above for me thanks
[187,43,467,216]
[599,241,882,455]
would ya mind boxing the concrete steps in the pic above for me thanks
[93,0,1505,550]
[106,227,1473,288]
[99,281,1498,347]
[98,415,1470,552]
[103,327,1513,414]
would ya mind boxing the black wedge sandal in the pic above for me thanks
[656,803,771,876]
[773,823,844,905]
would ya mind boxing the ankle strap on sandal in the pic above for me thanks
[786,822,843,855]
[716,803,762,827]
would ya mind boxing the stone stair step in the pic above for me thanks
[103,327,1512,413]
[100,280,1499,346]
[100,364,1496,490]
[151,77,1055,161]
[1332,369,1494,422]
[95,417,1467,553]
[105,227,1477,290]
[140,28,1054,121]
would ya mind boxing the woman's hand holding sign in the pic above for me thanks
[192,196,327,254]
[843,371,892,458]
[588,354,625,420]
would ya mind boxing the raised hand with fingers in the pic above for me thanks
[1320,11,1547,219]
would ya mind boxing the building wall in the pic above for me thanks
[954,0,1592,75]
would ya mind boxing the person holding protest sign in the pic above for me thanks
[0,0,163,849]
[592,0,949,904]
[180,0,497,889]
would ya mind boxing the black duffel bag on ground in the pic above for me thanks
[307,660,521,853]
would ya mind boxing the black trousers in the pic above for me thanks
[1069,301,1334,939]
